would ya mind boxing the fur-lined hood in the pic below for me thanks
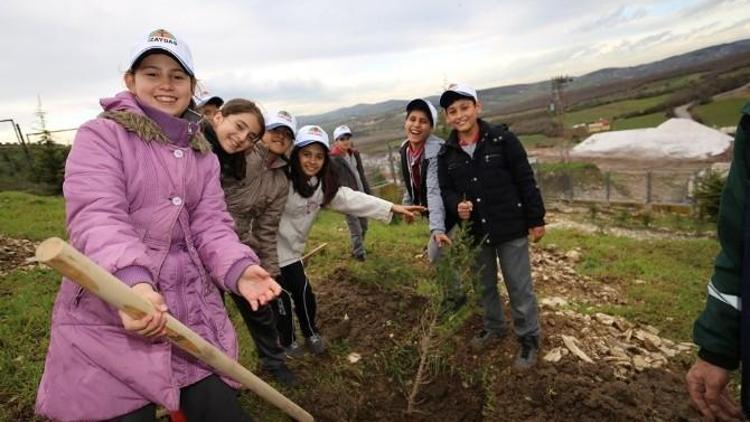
[98,91,211,153]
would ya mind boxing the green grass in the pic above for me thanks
[0,191,723,419]
[537,161,599,173]
[693,97,750,128]
[635,73,704,95]
[612,112,668,130]
[541,228,718,341]
[519,134,563,148]
[0,191,65,240]
[564,94,670,127]
[1,267,61,421]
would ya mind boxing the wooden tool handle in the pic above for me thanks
[302,242,328,263]
[36,237,313,422]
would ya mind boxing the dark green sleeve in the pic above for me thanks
[692,103,750,370]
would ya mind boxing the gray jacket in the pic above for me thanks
[400,134,448,234]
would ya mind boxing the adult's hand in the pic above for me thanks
[685,358,742,421]
[238,265,282,311]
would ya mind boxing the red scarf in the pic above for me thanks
[407,143,425,201]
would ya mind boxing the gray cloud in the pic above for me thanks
[1,0,749,133]
[576,5,650,32]
[680,0,749,17]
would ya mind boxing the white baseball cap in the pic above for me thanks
[127,29,195,77]
[196,96,224,108]
[439,83,478,108]
[406,99,438,127]
[333,125,353,141]
[295,125,330,150]
[265,110,298,136]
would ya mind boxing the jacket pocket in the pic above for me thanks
[484,153,502,163]
[70,286,86,307]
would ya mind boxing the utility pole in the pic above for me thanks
[550,75,573,163]
[34,95,52,144]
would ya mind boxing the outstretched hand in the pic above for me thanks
[238,265,282,311]
[119,282,169,338]
[391,204,426,224]
[685,359,742,421]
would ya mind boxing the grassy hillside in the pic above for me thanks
[612,111,669,130]
[693,97,750,128]
[563,94,670,127]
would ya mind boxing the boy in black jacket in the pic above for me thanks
[437,83,545,369]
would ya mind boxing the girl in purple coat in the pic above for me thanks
[35,29,279,422]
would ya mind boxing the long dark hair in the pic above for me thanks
[203,99,265,181]
[289,144,341,206]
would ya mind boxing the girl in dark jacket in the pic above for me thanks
[204,103,299,387]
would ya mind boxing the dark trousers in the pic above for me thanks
[274,260,319,347]
[228,294,285,370]
[111,375,252,421]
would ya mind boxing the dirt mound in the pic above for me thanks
[289,268,484,421]
[531,244,624,305]
[286,267,700,421]
[453,315,699,421]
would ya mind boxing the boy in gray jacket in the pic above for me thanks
[399,98,465,311]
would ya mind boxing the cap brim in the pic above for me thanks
[130,47,194,76]
[296,139,329,150]
[406,99,435,126]
[439,90,474,108]
[267,122,295,134]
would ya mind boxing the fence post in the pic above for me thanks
[605,171,611,203]
[645,171,652,204]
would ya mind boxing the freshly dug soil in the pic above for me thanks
[286,268,700,421]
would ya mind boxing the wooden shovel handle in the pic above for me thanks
[36,237,313,422]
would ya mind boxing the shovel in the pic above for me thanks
[35,237,314,422]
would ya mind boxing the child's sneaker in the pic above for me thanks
[306,334,326,355]
[283,341,304,358]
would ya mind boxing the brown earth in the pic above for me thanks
[0,235,703,421]
[0,234,36,277]
[285,264,701,421]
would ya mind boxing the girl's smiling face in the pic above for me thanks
[298,143,326,177]
[124,53,193,117]
[262,126,294,156]
[212,112,262,154]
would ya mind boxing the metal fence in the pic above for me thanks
[535,168,700,206]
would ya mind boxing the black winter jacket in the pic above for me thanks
[437,119,545,245]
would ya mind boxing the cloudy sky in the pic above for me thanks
[1,0,749,143]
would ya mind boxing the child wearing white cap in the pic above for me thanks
[35,29,278,421]
[205,105,300,387]
[198,96,225,120]
[399,98,467,312]
[275,125,425,355]
[330,125,372,261]
[437,82,545,369]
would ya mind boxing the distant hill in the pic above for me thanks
[298,38,750,151]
